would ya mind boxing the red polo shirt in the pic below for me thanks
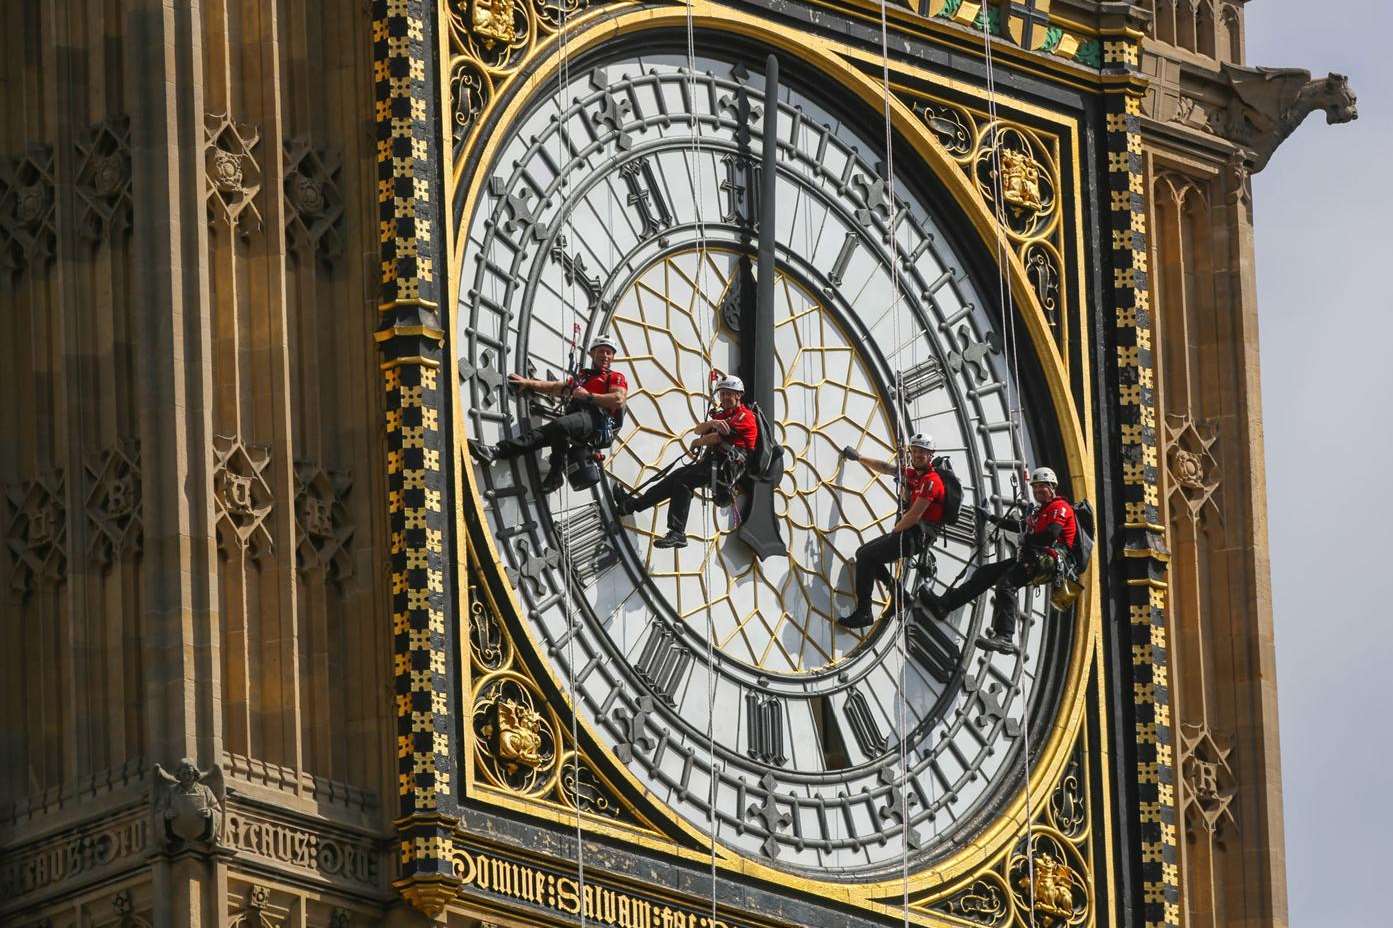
[570,367,627,396]
[713,404,758,450]
[1026,496,1077,549]
[901,466,946,525]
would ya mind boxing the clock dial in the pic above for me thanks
[459,45,1072,878]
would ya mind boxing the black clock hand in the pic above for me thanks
[737,54,787,561]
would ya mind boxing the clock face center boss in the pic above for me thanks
[460,46,1076,876]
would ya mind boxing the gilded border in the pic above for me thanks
[1099,21,1182,928]
[373,0,461,917]
[445,6,1107,922]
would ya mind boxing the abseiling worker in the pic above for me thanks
[924,466,1076,654]
[616,374,757,549]
[836,434,946,629]
[469,336,627,493]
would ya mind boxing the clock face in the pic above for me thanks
[459,43,1072,879]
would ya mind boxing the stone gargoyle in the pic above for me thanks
[1220,65,1359,172]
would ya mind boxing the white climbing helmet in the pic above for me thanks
[1030,466,1059,486]
[714,374,745,394]
[589,335,619,353]
[909,433,935,452]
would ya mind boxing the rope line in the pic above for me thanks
[553,5,587,925]
[980,15,1037,925]
[684,7,722,925]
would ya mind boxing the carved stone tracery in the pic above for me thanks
[213,435,275,559]
[283,138,345,263]
[1179,721,1237,839]
[205,113,263,234]
[4,470,66,598]
[0,144,56,275]
[86,440,142,568]
[75,115,133,244]
[293,463,353,583]
[1164,413,1221,524]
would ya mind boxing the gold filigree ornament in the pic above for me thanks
[975,123,1060,243]
[469,0,516,48]
[446,0,587,155]
[1007,829,1091,928]
[472,671,560,793]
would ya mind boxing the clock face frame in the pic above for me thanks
[455,32,1090,884]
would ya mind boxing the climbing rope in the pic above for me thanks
[684,5,722,925]
[552,4,587,924]
[871,1,914,923]
[980,13,1038,924]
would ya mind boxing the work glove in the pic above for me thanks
[841,445,861,462]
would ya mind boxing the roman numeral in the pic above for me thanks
[719,154,759,224]
[556,502,618,588]
[620,158,672,240]
[549,233,605,312]
[632,626,692,707]
[843,688,887,758]
[825,232,859,293]
[746,692,787,767]
[907,617,962,687]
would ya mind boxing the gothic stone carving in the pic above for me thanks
[293,463,353,582]
[283,138,345,263]
[111,889,153,928]
[152,758,225,849]
[1180,722,1237,839]
[0,144,56,274]
[231,884,284,927]
[221,808,379,888]
[86,440,141,568]
[75,115,132,243]
[205,113,262,234]
[4,470,66,598]
[213,435,274,559]
[1165,414,1221,524]
[1220,65,1358,172]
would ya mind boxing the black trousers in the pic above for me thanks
[937,549,1055,634]
[629,458,714,533]
[495,409,601,472]
[849,523,934,618]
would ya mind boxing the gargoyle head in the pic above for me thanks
[1322,72,1359,124]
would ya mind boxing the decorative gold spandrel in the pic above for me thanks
[463,568,655,831]
[495,697,545,769]
[445,0,590,158]
[909,92,1068,342]
[469,0,517,49]
[913,734,1096,928]
[1000,147,1044,212]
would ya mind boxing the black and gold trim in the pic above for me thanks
[373,0,460,917]
[1099,15,1181,928]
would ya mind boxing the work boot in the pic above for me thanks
[539,466,566,494]
[917,588,952,622]
[977,627,1019,655]
[612,491,636,518]
[653,530,688,549]
[837,608,874,630]
[467,439,497,464]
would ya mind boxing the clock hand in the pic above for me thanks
[736,54,787,561]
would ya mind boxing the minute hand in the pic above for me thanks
[737,54,786,561]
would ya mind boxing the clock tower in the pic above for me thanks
[0,2,1353,927]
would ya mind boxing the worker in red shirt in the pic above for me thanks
[616,374,757,549]
[469,336,628,493]
[836,433,946,629]
[924,467,1077,654]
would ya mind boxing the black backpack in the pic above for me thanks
[744,402,783,481]
[1070,499,1095,574]
[932,456,964,526]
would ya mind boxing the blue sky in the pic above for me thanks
[1248,2,1390,924]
